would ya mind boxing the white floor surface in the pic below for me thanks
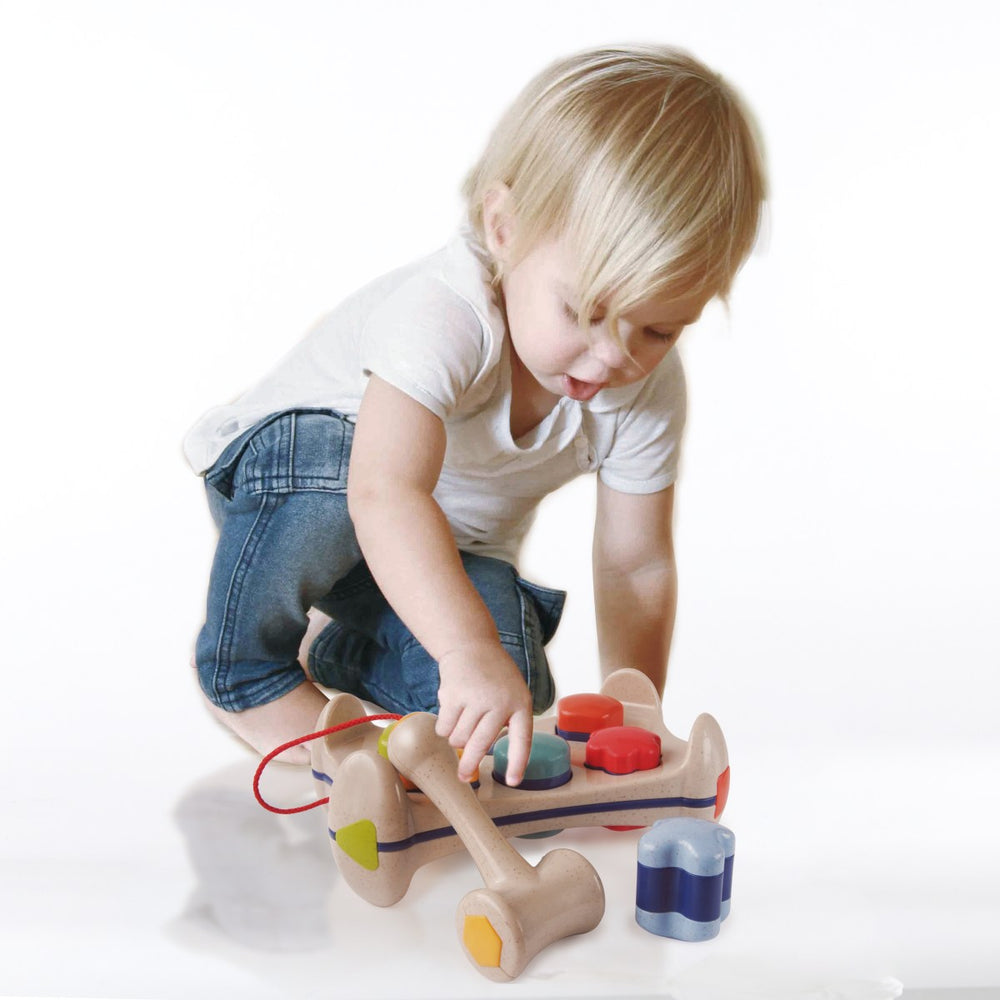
[2,703,997,999]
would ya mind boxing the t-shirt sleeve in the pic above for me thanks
[358,274,490,419]
[597,352,687,494]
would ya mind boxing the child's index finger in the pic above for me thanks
[502,710,533,787]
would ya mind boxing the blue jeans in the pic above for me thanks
[195,409,562,717]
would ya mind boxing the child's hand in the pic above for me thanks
[435,642,533,787]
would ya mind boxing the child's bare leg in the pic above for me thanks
[193,651,328,764]
[298,607,334,679]
[200,680,329,765]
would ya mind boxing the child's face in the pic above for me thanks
[500,236,713,402]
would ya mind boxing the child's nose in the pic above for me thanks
[590,335,630,372]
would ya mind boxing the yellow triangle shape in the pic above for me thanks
[336,819,379,871]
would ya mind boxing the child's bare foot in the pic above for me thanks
[298,608,334,680]
[197,670,329,765]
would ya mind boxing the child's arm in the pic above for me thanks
[592,480,678,692]
[348,375,534,786]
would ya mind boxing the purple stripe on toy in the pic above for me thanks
[554,726,590,742]
[328,794,718,853]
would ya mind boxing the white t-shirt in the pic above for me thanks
[183,232,686,564]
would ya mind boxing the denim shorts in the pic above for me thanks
[195,409,562,717]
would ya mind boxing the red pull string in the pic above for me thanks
[253,713,402,814]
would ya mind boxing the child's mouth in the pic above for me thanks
[561,375,605,402]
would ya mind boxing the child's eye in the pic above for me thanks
[563,303,604,327]
[646,328,679,345]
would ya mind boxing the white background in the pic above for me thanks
[1,2,997,998]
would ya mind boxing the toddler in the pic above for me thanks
[185,45,766,785]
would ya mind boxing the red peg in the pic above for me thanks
[585,726,661,775]
[556,693,624,741]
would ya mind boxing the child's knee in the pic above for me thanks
[194,640,306,714]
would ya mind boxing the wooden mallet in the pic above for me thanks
[386,712,606,981]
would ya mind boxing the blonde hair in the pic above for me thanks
[463,45,766,327]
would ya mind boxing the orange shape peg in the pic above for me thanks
[556,693,624,741]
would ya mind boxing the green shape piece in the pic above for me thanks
[337,819,380,871]
[493,732,571,785]
[377,722,398,760]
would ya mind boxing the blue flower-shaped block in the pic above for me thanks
[635,817,735,941]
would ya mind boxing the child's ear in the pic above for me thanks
[481,184,517,265]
